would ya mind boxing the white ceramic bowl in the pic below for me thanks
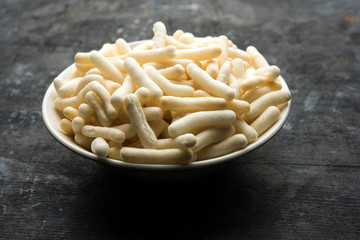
[42,43,291,181]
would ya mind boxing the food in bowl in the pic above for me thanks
[51,21,291,164]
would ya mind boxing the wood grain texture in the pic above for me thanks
[1,0,360,239]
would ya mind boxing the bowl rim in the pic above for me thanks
[42,45,291,171]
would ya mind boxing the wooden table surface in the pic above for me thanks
[1,0,360,239]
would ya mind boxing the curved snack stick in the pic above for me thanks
[149,119,169,137]
[74,133,92,150]
[92,82,118,120]
[263,79,282,91]
[160,96,226,112]
[75,52,92,65]
[54,65,81,95]
[193,89,212,97]
[226,99,250,116]
[250,106,280,136]
[233,117,258,143]
[120,147,193,164]
[63,106,78,120]
[240,86,272,103]
[124,57,163,101]
[108,146,122,160]
[82,125,125,143]
[158,64,185,79]
[166,36,193,49]
[99,43,117,57]
[75,63,94,74]
[78,103,92,124]
[152,21,167,49]
[111,75,134,108]
[232,58,245,79]
[112,123,136,139]
[72,117,85,135]
[192,125,235,152]
[90,50,124,83]
[58,77,82,98]
[54,82,95,111]
[85,91,112,127]
[240,76,268,91]
[228,74,241,99]
[187,63,235,100]
[206,59,219,79]
[143,59,195,69]
[197,134,248,160]
[143,107,164,121]
[245,90,291,122]
[246,46,269,68]
[217,61,232,84]
[217,35,229,65]
[124,94,158,148]
[173,29,184,40]
[60,118,73,136]
[228,48,251,63]
[178,32,195,44]
[157,133,197,149]
[127,46,176,63]
[144,66,194,97]
[168,110,236,137]
[115,38,131,55]
[175,46,222,61]
[74,74,103,96]
[255,66,280,81]
[108,57,126,73]
[134,87,149,106]
[91,137,109,158]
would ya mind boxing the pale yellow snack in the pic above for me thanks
[187,63,235,101]
[124,94,158,149]
[160,96,227,113]
[175,46,222,61]
[120,147,193,164]
[216,61,232,84]
[152,21,167,49]
[85,91,112,127]
[197,134,248,160]
[91,137,109,158]
[250,106,280,136]
[82,125,125,143]
[167,110,236,137]
[127,46,176,63]
[89,50,124,83]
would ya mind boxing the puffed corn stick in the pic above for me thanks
[115,38,131,55]
[144,65,194,97]
[120,147,193,164]
[246,46,269,68]
[216,61,232,84]
[217,35,229,65]
[250,106,280,136]
[197,134,248,160]
[206,59,219,79]
[127,46,176,63]
[178,32,195,44]
[54,82,95,111]
[168,110,236,137]
[192,125,235,152]
[82,125,125,143]
[63,107,78,120]
[91,137,109,158]
[110,75,134,108]
[157,133,197,149]
[187,63,235,100]
[175,46,222,61]
[245,90,291,122]
[233,117,258,143]
[152,21,167,49]
[85,91,112,127]
[60,118,73,136]
[228,48,251,62]
[158,64,186,79]
[89,51,124,84]
[124,94,158,148]
[92,82,118,120]
[160,96,227,112]
[124,57,163,101]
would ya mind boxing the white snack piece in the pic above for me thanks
[53,21,291,164]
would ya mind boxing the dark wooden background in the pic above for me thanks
[1,0,360,239]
